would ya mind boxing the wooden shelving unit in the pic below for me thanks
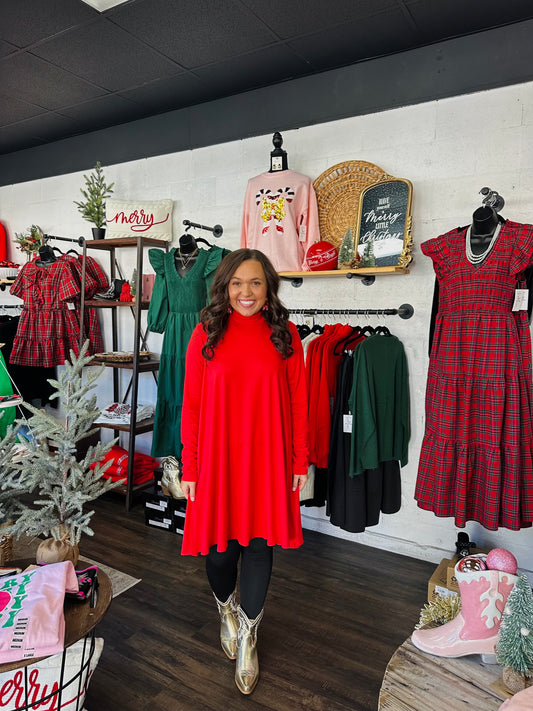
[80,235,170,511]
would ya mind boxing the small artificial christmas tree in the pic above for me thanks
[361,240,376,267]
[338,228,355,268]
[0,342,119,563]
[497,575,533,677]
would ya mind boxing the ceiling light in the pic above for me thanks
[80,0,130,11]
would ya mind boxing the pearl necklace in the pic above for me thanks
[465,223,501,265]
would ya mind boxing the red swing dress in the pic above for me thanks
[180,310,309,556]
[415,219,533,530]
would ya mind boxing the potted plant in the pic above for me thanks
[0,342,121,565]
[74,161,114,240]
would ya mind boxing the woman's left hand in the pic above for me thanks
[292,474,308,492]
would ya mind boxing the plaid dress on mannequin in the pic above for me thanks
[415,219,533,531]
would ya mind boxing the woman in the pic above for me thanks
[180,248,309,694]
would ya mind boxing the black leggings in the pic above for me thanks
[206,538,273,619]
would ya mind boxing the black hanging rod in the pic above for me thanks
[290,304,414,319]
[43,233,85,246]
[183,220,223,238]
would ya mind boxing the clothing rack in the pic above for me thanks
[290,303,414,319]
[182,220,223,238]
[43,233,85,246]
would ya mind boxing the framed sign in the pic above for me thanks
[355,178,413,268]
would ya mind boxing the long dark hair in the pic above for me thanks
[200,249,293,360]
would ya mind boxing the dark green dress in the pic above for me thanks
[148,246,227,457]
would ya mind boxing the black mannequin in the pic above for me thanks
[175,233,199,275]
[469,206,500,254]
[269,132,288,172]
[35,245,56,268]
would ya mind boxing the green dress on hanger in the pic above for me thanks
[148,246,228,458]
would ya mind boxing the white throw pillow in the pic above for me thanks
[0,637,104,710]
[106,199,173,241]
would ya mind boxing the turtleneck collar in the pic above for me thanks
[229,309,266,326]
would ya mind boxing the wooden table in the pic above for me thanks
[379,636,510,711]
[0,559,112,673]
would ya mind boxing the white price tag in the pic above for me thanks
[512,289,529,311]
[343,414,353,433]
[67,302,75,310]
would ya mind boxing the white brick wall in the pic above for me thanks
[2,81,533,574]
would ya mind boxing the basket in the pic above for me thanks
[313,160,391,249]
[93,351,152,363]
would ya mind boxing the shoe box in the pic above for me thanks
[144,484,187,534]
[427,559,456,602]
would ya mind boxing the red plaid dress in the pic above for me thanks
[10,257,94,367]
[415,219,533,530]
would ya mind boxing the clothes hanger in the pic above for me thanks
[359,325,375,337]
[52,246,63,255]
[297,324,311,338]
[333,326,362,355]
[375,325,391,336]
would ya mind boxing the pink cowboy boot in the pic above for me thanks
[412,558,517,662]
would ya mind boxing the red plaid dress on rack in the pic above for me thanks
[10,255,106,367]
[415,219,533,531]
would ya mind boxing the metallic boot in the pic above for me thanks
[214,591,239,660]
[235,605,264,695]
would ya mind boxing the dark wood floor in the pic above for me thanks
[81,492,435,711]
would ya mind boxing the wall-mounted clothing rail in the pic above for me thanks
[182,220,223,238]
[0,304,22,309]
[289,303,414,319]
[44,234,85,246]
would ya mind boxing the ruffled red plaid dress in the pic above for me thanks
[415,219,533,530]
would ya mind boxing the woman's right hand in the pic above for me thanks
[180,481,196,501]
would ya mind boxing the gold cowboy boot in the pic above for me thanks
[235,605,264,694]
[214,591,239,660]
[161,456,185,499]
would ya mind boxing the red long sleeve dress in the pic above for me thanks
[180,310,309,556]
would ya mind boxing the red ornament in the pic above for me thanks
[306,241,338,271]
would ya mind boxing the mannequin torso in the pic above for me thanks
[175,235,199,276]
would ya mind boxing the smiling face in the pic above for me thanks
[228,259,268,316]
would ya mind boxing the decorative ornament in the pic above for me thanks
[457,555,488,572]
[14,224,44,256]
[415,594,461,629]
[486,548,518,574]
[306,241,339,271]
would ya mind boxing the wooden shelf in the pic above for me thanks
[278,266,409,278]
[89,356,160,371]
[96,417,155,434]
[84,299,150,308]
[84,237,170,250]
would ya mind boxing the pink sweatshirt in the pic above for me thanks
[0,562,78,664]
[240,170,320,272]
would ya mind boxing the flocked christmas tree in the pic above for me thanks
[0,342,120,561]
[338,228,355,268]
[497,575,533,677]
[361,240,376,267]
